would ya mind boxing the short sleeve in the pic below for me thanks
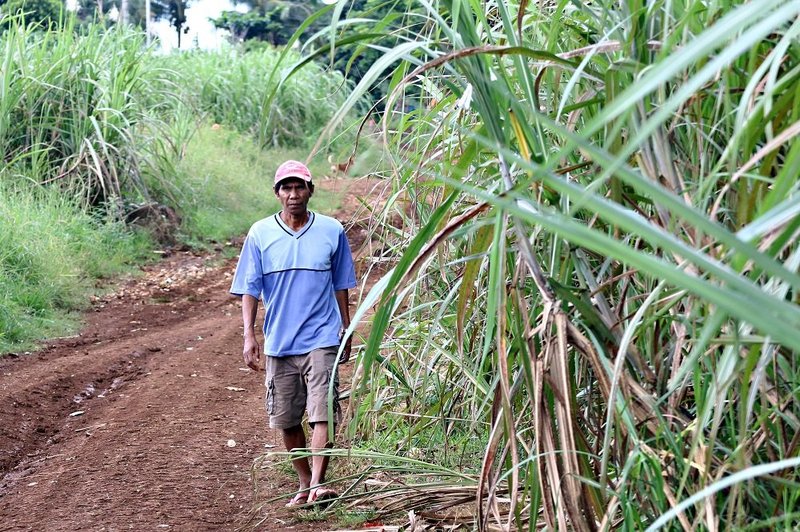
[230,231,264,298]
[331,229,357,290]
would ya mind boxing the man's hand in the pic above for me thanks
[241,294,261,371]
[243,330,261,370]
[334,289,352,364]
[340,335,352,364]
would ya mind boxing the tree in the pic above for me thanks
[166,0,186,47]
[1,0,64,28]
[212,0,324,46]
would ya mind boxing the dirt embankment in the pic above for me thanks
[0,177,389,531]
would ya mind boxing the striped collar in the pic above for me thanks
[274,211,315,238]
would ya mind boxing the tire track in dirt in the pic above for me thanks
[0,177,389,531]
[0,252,277,531]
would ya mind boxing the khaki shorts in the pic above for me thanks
[265,346,341,429]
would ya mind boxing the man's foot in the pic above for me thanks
[285,491,309,508]
[307,487,338,507]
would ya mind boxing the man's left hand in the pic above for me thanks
[340,336,352,363]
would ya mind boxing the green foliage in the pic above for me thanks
[212,0,323,46]
[174,124,340,244]
[1,0,63,28]
[157,46,354,150]
[325,0,800,529]
[0,181,153,352]
[324,0,424,106]
[212,0,422,105]
[0,18,189,208]
[0,18,349,208]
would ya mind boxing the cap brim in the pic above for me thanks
[275,174,312,184]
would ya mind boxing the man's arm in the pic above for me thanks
[334,289,352,363]
[242,294,261,370]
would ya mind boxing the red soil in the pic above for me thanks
[0,177,390,531]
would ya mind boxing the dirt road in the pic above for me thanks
[0,178,384,531]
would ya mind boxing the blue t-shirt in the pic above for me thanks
[230,211,357,357]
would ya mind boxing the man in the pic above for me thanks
[230,160,356,507]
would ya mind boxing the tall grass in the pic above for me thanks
[0,17,182,350]
[0,17,186,207]
[0,17,353,206]
[0,182,153,351]
[158,46,355,150]
[321,0,800,529]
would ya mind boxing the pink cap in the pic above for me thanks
[274,160,312,185]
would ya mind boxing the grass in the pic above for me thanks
[156,46,357,152]
[297,0,800,530]
[0,181,154,352]
[0,17,185,208]
[0,16,355,212]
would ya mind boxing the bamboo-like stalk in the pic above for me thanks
[309,0,800,530]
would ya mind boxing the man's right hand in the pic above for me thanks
[243,331,261,371]
[241,294,261,371]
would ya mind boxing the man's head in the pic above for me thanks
[274,160,314,194]
[274,160,314,216]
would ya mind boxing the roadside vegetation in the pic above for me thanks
[0,182,152,350]
[0,16,352,351]
[301,0,800,530]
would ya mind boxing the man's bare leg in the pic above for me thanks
[308,421,337,502]
[282,425,311,503]
[309,421,332,486]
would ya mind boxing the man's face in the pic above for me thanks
[275,178,312,216]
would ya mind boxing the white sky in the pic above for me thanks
[154,0,247,51]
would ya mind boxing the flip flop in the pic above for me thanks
[308,487,338,507]
[285,492,309,508]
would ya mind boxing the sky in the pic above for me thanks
[154,0,337,51]
[153,0,246,51]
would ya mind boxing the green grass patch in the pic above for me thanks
[333,508,380,529]
[0,182,154,353]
